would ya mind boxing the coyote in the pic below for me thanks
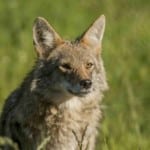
[0,15,108,150]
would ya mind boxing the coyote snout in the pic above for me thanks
[63,72,93,96]
[65,79,92,96]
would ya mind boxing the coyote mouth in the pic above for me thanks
[68,89,90,97]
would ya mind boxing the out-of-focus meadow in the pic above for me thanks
[0,0,149,149]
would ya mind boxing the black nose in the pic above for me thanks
[80,79,92,89]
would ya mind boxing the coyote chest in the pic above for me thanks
[26,96,100,150]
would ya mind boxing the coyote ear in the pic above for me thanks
[81,15,105,52]
[33,17,62,59]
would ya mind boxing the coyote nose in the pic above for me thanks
[80,79,92,89]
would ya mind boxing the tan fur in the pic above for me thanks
[0,15,108,150]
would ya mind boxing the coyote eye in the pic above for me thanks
[86,62,94,69]
[59,63,72,72]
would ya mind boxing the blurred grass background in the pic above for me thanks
[0,0,149,149]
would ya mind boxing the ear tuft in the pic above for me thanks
[33,17,62,58]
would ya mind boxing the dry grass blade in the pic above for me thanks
[37,136,51,150]
[0,136,19,150]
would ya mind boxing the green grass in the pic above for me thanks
[0,0,149,149]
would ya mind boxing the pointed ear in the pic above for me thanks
[80,15,105,52]
[33,17,63,59]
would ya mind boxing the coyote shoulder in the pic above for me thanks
[0,15,108,150]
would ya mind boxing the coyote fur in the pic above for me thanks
[0,15,108,150]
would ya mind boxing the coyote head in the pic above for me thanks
[32,15,108,101]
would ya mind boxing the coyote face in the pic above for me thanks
[47,42,98,96]
[32,15,107,100]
